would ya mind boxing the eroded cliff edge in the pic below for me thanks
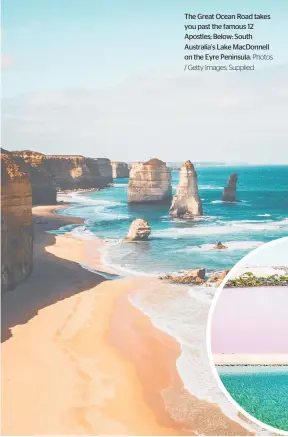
[1,153,33,291]
[7,151,113,199]
[112,161,129,178]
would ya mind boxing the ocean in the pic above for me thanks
[57,165,288,276]
[54,164,287,433]
[218,367,288,432]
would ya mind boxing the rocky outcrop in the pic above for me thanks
[160,268,206,285]
[128,159,172,203]
[160,268,230,287]
[222,173,238,202]
[214,241,228,250]
[170,160,203,218]
[1,153,33,290]
[206,270,230,287]
[10,150,57,205]
[124,218,151,241]
[95,158,113,184]
[112,161,129,178]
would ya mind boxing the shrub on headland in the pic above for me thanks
[226,272,288,288]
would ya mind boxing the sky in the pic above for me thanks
[244,236,288,266]
[2,0,288,162]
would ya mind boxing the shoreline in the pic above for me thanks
[214,354,288,366]
[2,202,255,435]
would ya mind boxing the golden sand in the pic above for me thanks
[1,205,254,436]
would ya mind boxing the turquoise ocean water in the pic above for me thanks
[57,164,288,276]
[218,367,288,431]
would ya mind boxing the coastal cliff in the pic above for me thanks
[222,173,238,202]
[95,158,113,184]
[112,161,129,178]
[128,159,172,203]
[1,153,33,290]
[8,151,112,194]
[170,160,203,218]
[10,150,57,204]
[43,155,108,190]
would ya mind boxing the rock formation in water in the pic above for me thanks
[170,160,203,218]
[124,219,151,241]
[222,173,238,202]
[128,159,172,203]
[159,268,230,287]
[160,268,206,285]
[214,241,228,250]
[112,161,130,178]
[1,153,33,290]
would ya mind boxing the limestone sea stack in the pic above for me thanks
[170,160,203,218]
[128,159,172,204]
[124,218,151,241]
[112,161,130,178]
[222,173,238,202]
[1,153,33,290]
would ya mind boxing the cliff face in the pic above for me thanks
[95,158,113,184]
[11,150,57,205]
[1,153,33,291]
[43,155,108,190]
[222,173,238,202]
[112,161,129,178]
[10,152,112,192]
[170,160,203,218]
[128,158,172,204]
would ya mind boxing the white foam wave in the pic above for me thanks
[257,213,271,217]
[199,185,223,190]
[175,241,263,253]
[211,199,250,205]
[129,285,265,434]
[100,241,159,278]
[69,226,95,240]
[113,183,128,188]
[58,191,123,207]
[154,219,288,238]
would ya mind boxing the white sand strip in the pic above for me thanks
[214,354,288,366]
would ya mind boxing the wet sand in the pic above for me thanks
[2,204,254,436]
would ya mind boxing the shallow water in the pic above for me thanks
[218,368,288,431]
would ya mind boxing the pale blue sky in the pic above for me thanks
[244,237,288,266]
[2,0,288,161]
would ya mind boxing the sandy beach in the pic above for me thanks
[2,203,254,436]
[214,354,288,366]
